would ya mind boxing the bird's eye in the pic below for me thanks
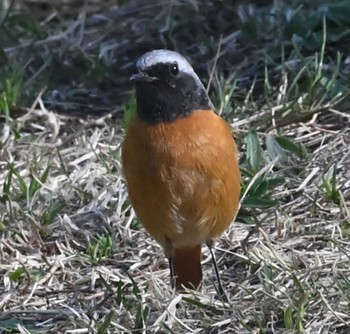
[170,62,179,76]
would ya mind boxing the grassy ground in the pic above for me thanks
[1,0,350,333]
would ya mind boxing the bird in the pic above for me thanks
[122,49,241,294]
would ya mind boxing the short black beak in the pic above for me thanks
[130,71,157,82]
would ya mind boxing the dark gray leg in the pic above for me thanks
[207,240,228,301]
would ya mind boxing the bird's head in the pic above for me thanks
[131,49,213,124]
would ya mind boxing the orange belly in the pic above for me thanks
[122,109,240,255]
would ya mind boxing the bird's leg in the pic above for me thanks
[168,256,176,288]
[165,238,176,289]
[207,240,228,301]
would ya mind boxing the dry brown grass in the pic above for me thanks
[1,0,350,333]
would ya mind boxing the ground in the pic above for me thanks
[0,0,350,333]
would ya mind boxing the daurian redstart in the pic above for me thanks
[122,50,240,293]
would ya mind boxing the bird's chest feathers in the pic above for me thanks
[123,111,237,243]
[138,117,213,180]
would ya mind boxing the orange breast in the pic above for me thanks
[122,109,240,254]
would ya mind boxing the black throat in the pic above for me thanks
[135,73,212,124]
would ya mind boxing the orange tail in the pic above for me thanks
[173,245,202,289]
